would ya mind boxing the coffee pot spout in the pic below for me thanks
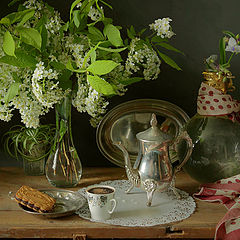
[113,141,141,193]
[113,141,131,169]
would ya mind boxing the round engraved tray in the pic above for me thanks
[17,189,86,218]
[96,99,190,167]
[77,180,196,227]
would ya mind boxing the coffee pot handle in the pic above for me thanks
[174,131,193,173]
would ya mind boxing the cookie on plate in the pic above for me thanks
[15,185,56,213]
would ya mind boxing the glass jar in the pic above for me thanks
[23,157,45,176]
[22,143,46,176]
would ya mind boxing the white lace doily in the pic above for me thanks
[77,180,196,227]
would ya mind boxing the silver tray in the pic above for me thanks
[96,99,190,167]
[17,189,86,218]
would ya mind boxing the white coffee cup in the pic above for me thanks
[86,185,117,221]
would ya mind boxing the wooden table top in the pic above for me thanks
[0,167,226,239]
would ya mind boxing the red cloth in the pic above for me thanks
[194,175,240,240]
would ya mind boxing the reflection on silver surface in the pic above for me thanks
[18,189,86,218]
[96,99,190,168]
[111,113,152,154]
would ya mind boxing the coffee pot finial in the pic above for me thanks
[150,113,157,127]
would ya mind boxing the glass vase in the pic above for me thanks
[45,93,82,187]
[178,114,240,183]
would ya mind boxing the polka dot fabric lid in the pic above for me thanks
[197,83,240,116]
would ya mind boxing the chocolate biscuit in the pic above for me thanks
[15,185,56,213]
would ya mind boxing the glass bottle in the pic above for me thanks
[178,114,240,183]
[177,71,240,183]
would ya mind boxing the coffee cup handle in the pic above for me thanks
[108,199,117,214]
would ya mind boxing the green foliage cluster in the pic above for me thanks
[3,124,55,161]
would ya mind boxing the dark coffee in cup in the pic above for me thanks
[88,187,114,194]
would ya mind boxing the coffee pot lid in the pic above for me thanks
[136,113,171,142]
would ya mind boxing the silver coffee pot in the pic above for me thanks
[114,113,193,206]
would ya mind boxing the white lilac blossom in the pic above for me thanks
[85,87,109,127]
[88,6,103,21]
[45,12,62,34]
[72,74,88,113]
[149,17,175,39]
[0,68,49,128]
[31,62,63,109]
[66,35,90,68]
[72,74,109,127]
[12,70,49,128]
[105,64,129,95]
[225,37,240,53]
[68,43,87,68]
[125,38,161,80]
[23,0,42,10]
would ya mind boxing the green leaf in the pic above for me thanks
[103,24,123,47]
[60,22,69,38]
[219,37,226,65]
[61,21,69,32]
[4,82,21,103]
[1,9,34,25]
[151,35,168,43]
[58,70,72,90]
[70,0,83,19]
[157,50,182,71]
[0,12,19,25]
[98,46,127,52]
[87,74,116,96]
[12,72,21,83]
[8,0,21,7]
[118,77,144,85]
[50,61,66,70]
[99,0,112,9]
[0,49,38,68]
[88,26,104,40]
[73,10,81,28]
[82,41,103,68]
[66,60,86,73]
[0,17,11,25]
[87,60,119,75]
[89,49,96,63]
[127,25,136,39]
[102,17,112,25]
[35,14,48,29]
[17,27,42,50]
[157,42,184,55]
[78,14,88,31]
[127,29,134,39]
[59,119,67,142]
[3,31,16,57]
[139,28,147,36]
[17,10,35,26]
[82,0,96,15]
[39,24,47,51]
[223,30,236,39]
[111,52,123,62]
